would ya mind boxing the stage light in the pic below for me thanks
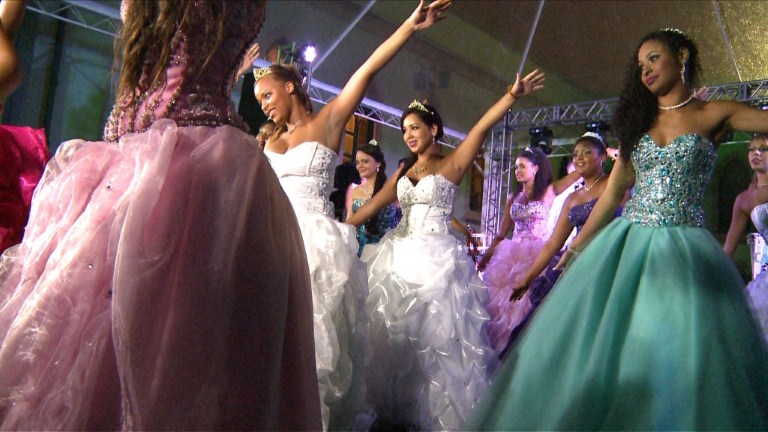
[756,101,768,111]
[529,126,553,155]
[301,45,317,63]
[585,120,609,134]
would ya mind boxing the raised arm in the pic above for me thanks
[323,0,451,150]
[555,156,635,270]
[346,173,399,226]
[510,195,577,300]
[477,195,515,271]
[443,70,545,184]
[723,191,751,257]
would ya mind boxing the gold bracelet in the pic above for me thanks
[506,84,519,98]
[567,247,581,255]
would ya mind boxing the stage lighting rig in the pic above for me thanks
[529,126,553,155]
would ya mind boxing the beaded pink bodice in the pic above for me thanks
[509,199,550,241]
[103,1,265,142]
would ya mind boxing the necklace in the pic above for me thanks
[361,184,373,195]
[412,158,435,175]
[659,93,694,110]
[583,174,604,192]
[757,183,768,189]
[286,119,303,134]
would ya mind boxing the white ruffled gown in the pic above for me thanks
[746,202,768,341]
[360,173,496,431]
[266,142,371,431]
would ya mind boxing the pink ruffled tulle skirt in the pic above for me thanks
[481,236,547,352]
[0,125,50,253]
[0,120,321,430]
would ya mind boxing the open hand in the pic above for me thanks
[237,42,261,79]
[409,0,452,31]
[509,282,529,301]
[509,69,545,98]
[553,249,575,271]
[476,252,492,272]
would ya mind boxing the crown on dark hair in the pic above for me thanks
[253,66,275,81]
[659,27,691,40]
[581,132,606,145]
[408,100,430,113]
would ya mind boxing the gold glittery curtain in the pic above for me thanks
[715,1,768,83]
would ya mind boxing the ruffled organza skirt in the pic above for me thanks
[746,272,768,343]
[0,120,321,431]
[468,217,768,430]
[292,211,371,431]
[361,231,496,431]
[481,236,547,352]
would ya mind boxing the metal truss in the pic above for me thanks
[480,121,515,236]
[27,0,120,37]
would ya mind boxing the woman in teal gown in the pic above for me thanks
[467,28,768,430]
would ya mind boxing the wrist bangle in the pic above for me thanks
[506,84,519,98]
[567,247,581,255]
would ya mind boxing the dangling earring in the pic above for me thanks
[376,165,380,172]
[680,64,686,85]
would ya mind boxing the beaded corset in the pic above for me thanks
[568,198,598,233]
[392,174,456,237]
[265,142,336,216]
[623,133,715,227]
[752,203,768,242]
[103,1,265,142]
[509,199,550,241]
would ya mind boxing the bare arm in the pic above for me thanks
[510,195,577,299]
[0,0,26,38]
[346,173,399,226]
[551,170,581,195]
[443,70,545,184]
[0,20,20,98]
[344,183,357,222]
[723,191,750,257]
[715,100,768,134]
[323,0,451,151]
[554,156,635,269]
[477,195,515,271]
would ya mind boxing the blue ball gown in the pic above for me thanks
[467,133,768,430]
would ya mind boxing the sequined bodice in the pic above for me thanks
[623,133,715,227]
[392,174,456,237]
[509,199,550,241]
[265,142,336,216]
[103,1,265,142]
[752,203,768,242]
[568,198,598,233]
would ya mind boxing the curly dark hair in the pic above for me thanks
[513,147,552,201]
[397,102,444,181]
[356,143,388,237]
[612,29,700,162]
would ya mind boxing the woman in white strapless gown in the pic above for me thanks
[724,133,768,341]
[346,70,546,430]
[255,2,452,429]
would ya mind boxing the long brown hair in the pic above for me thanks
[114,0,226,104]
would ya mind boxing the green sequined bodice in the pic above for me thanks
[623,133,715,227]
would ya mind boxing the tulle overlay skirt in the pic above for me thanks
[0,120,321,431]
[468,217,768,430]
[360,231,496,431]
[481,236,547,352]
[746,273,768,343]
[292,211,371,431]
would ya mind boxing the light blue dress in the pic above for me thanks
[350,198,401,256]
[468,133,768,430]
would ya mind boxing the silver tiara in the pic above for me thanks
[660,28,690,40]
[369,139,378,146]
[581,132,606,144]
